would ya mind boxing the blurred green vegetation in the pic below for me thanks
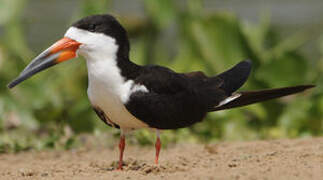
[0,0,322,152]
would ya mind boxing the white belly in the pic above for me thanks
[87,82,148,130]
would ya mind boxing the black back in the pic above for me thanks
[124,62,251,129]
[124,65,219,129]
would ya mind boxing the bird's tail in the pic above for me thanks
[214,60,252,96]
[210,85,315,112]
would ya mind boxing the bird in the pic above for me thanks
[8,14,314,170]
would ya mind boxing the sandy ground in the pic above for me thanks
[0,137,322,180]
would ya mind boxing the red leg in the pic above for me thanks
[117,134,125,170]
[155,131,161,164]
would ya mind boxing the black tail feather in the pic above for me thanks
[214,60,252,95]
[211,85,315,111]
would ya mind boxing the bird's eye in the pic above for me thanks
[88,24,96,32]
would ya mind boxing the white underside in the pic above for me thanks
[86,60,149,130]
[65,27,149,131]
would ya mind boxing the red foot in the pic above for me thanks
[155,137,161,164]
[117,135,125,170]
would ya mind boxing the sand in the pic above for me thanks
[0,137,322,180]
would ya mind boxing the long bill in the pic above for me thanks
[7,37,81,89]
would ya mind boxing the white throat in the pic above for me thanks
[64,27,148,103]
[65,27,129,102]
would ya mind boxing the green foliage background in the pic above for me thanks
[0,0,322,152]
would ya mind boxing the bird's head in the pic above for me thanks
[8,14,129,88]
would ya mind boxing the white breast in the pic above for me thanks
[86,59,149,130]
[65,27,149,130]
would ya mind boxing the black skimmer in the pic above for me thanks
[8,14,314,170]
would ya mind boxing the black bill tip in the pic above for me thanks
[297,84,316,91]
[7,53,59,89]
[7,78,24,89]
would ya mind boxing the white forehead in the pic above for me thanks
[64,27,117,46]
